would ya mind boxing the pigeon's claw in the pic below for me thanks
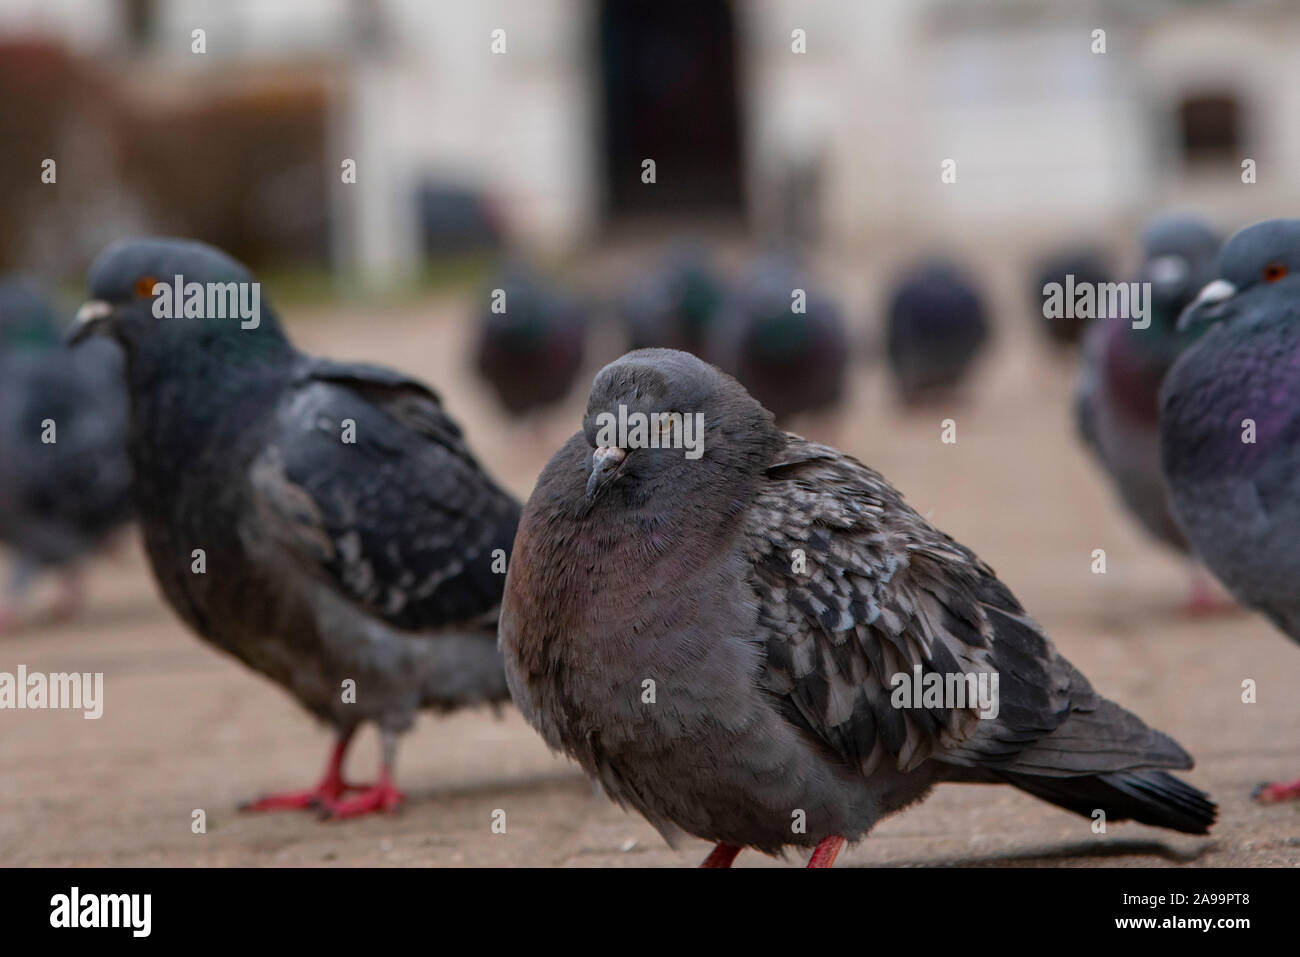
[317,771,405,820]
[1252,776,1300,804]
[240,783,348,813]
[240,731,356,813]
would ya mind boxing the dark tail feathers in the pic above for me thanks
[999,769,1216,835]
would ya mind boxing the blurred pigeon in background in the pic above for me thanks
[1160,218,1300,803]
[502,348,1215,867]
[622,242,727,358]
[710,254,848,424]
[884,258,989,404]
[0,278,59,346]
[71,238,520,818]
[474,260,586,418]
[1030,245,1112,347]
[0,278,132,632]
[1075,214,1223,610]
[415,180,505,258]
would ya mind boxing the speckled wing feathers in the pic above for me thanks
[249,358,520,632]
[744,437,1190,782]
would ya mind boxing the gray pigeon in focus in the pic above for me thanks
[0,278,132,631]
[885,259,989,404]
[1074,214,1223,608]
[71,238,519,818]
[1160,217,1300,803]
[501,348,1215,866]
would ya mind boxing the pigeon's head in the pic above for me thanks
[1138,214,1221,316]
[580,348,781,505]
[1178,219,1300,333]
[70,237,285,354]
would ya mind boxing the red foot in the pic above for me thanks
[240,733,355,813]
[1252,776,1300,804]
[807,835,845,868]
[699,843,742,868]
[318,778,405,819]
[240,779,352,812]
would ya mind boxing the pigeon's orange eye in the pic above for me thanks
[1263,263,1288,283]
[135,275,160,297]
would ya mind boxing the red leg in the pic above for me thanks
[316,729,405,820]
[699,843,742,868]
[1253,775,1300,804]
[807,835,845,868]
[318,764,405,819]
[240,730,357,812]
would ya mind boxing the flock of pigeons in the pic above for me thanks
[1,217,1297,866]
[472,244,991,427]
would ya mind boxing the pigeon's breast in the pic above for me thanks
[1161,325,1300,612]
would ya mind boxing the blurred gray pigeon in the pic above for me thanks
[71,238,520,818]
[475,261,585,416]
[622,243,727,359]
[710,255,848,423]
[885,259,989,404]
[1160,217,1300,803]
[501,348,1215,866]
[1031,245,1111,347]
[0,278,132,631]
[1074,214,1222,607]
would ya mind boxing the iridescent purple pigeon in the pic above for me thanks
[1160,217,1300,804]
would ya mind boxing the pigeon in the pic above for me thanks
[501,348,1216,866]
[0,277,59,347]
[71,238,520,818]
[884,259,989,403]
[1074,215,1222,605]
[0,278,133,631]
[622,243,727,358]
[1031,245,1111,347]
[1160,217,1300,803]
[709,256,848,423]
[474,261,585,417]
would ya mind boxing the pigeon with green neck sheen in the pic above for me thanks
[1075,215,1220,584]
[710,256,848,423]
[72,238,520,819]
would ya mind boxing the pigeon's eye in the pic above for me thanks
[134,275,160,298]
[1263,263,1288,283]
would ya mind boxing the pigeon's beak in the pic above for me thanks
[1176,279,1236,332]
[586,445,627,501]
[67,300,114,346]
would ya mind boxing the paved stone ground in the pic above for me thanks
[1,279,1297,867]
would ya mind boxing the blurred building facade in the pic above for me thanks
[1,0,1297,280]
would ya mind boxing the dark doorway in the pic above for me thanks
[598,0,744,220]
[1177,91,1243,167]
